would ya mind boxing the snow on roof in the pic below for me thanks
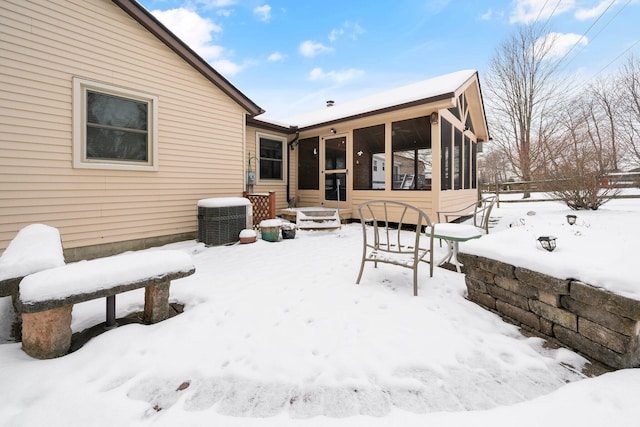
[249,115,294,129]
[279,69,477,129]
[0,224,64,282]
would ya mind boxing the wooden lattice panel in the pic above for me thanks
[244,192,276,226]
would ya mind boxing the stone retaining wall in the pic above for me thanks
[458,252,640,369]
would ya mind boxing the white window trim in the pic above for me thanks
[73,77,159,171]
[256,132,287,184]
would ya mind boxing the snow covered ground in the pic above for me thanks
[1,194,639,426]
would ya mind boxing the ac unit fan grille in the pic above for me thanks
[197,205,247,246]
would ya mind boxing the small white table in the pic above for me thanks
[430,223,484,272]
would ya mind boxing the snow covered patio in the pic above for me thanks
[1,196,640,426]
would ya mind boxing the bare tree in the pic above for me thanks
[586,78,621,171]
[618,55,640,167]
[543,95,620,210]
[485,24,564,198]
[478,147,510,188]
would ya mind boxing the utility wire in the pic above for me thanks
[553,0,618,73]
[542,0,563,28]
[533,0,552,25]
[555,0,629,75]
[590,38,640,79]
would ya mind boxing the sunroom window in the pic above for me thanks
[73,77,158,171]
[353,124,385,190]
[392,116,431,190]
[298,137,319,190]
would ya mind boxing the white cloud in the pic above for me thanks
[152,8,223,60]
[217,9,233,17]
[575,0,615,20]
[480,8,494,20]
[308,67,365,84]
[253,5,272,22]
[537,32,588,59]
[510,0,575,23]
[151,8,246,76]
[328,22,364,42]
[267,52,285,62]
[328,29,342,42]
[197,0,236,7]
[480,8,505,20]
[299,40,333,57]
[211,58,246,76]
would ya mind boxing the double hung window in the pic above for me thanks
[73,77,158,171]
[258,133,286,182]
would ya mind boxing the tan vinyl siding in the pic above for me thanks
[246,125,291,212]
[0,0,248,251]
[438,190,480,218]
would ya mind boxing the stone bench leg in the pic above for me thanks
[144,280,170,323]
[21,305,72,359]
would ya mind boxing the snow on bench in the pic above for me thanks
[18,250,194,310]
[0,224,65,341]
[16,250,195,359]
[0,224,65,298]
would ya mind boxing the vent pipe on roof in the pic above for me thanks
[326,100,334,107]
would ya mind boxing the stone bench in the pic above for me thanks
[0,224,65,340]
[16,250,195,359]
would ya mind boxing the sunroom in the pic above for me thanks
[249,69,489,226]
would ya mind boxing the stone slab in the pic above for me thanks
[578,317,630,354]
[496,300,540,331]
[570,281,640,320]
[529,300,577,331]
[553,324,628,369]
[476,256,516,278]
[467,287,496,310]
[561,296,638,337]
[494,275,538,299]
[487,284,529,311]
[515,268,570,295]
[18,268,195,313]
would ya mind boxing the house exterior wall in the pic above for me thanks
[245,124,293,212]
[0,0,248,256]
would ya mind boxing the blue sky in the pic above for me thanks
[137,0,639,119]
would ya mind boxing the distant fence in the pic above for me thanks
[481,172,640,204]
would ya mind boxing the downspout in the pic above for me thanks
[286,128,300,205]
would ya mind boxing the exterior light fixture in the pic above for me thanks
[566,214,577,225]
[330,128,336,134]
[537,236,557,252]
